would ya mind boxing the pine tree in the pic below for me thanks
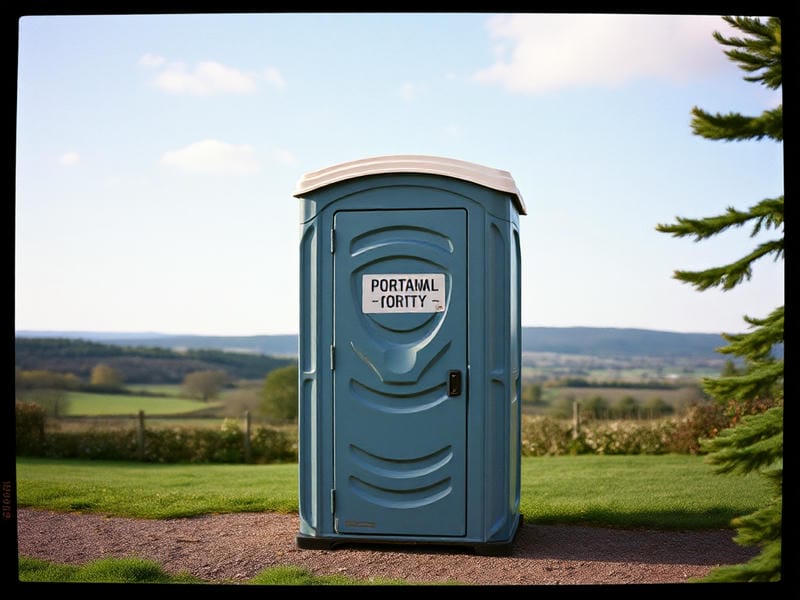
[656,15,783,582]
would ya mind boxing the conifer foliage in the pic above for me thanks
[656,16,783,582]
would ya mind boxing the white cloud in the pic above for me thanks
[263,66,287,90]
[138,53,166,68]
[58,152,79,166]
[160,140,261,175]
[473,14,737,94]
[154,60,257,95]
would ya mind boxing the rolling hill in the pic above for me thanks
[15,326,775,360]
[14,337,295,383]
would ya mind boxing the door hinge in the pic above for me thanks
[330,229,336,253]
[330,345,335,370]
[331,488,336,513]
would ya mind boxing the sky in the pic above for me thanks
[14,12,784,337]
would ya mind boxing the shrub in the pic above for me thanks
[183,370,228,401]
[250,426,297,463]
[546,396,575,420]
[663,403,731,454]
[19,406,743,462]
[521,417,574,456]
[521,414,712,457]
[141,425,244,463]
[16,417,298,464]
[581,419,678,455]
[15,389,69,417]
[15,401,47,455]
[610,395,639,419]
[642,396,674,419]
[45,429,138,461]
[261,365,298,421]
[90,364,123,389]
[16,369,82,391]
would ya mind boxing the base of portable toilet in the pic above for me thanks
[293,155,525,556]
[296,514,523,556]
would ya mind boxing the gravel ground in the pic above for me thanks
[15,508,760,585]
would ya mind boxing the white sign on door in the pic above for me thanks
[362,273,446,314]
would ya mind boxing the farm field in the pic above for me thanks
[125,384,187,396]
[128,383,262,398]
[522,383,705,417]
[521,351,725,383]
[62,392,223,416]
[43,386,288,432]
[540,384,702,405]
[49,416,246,432]
[50,383,705,424]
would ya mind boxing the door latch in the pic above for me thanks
[448,370,462,396]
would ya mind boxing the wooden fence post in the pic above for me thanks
[137,410,145,461]
[244,410,252,463]
[572,400,581,439]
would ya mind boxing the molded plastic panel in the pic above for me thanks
[332,209,467,536]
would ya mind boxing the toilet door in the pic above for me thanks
[332,208,468,537]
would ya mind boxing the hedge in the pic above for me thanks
[15,402,295,464]
[16,400,735,462]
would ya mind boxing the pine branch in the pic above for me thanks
[717,307,784,361]
[731,488,782,546]
[671,264,748,291]
[671,239,783,291]
[700,533,782,582]
[702,359,783,401]
[714,16,782,89]
[690,106,782,142]
[700,407,783,475]
[656,197,783,241]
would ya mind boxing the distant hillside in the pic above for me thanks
[16,330,298,357]
[15,330,171,341]
[521,327,730,358]
[15,326,777,360]
[108,334,299,357]
[14,337,295,384]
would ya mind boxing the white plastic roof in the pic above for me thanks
[293,155,526,215]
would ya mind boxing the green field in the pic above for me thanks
[50,416,246,432]
[63,392,223,416]
[126,383,257,398]
[15,455,771,529]
[540,385,701,405]
[125,384,187,396]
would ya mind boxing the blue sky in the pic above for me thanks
[15,13,784,336]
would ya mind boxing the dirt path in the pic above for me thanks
[15,508,758,585]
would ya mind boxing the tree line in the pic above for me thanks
[14,337,295,383]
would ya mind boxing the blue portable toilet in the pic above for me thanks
[294,155,526,555]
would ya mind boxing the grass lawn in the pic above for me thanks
[18,557,409,585]
[15,455,772,529]
[518,454,770,529]
[16,459,298,517]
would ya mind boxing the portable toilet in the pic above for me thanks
[294,155,526,555]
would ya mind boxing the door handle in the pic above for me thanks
[448,370,462,396]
